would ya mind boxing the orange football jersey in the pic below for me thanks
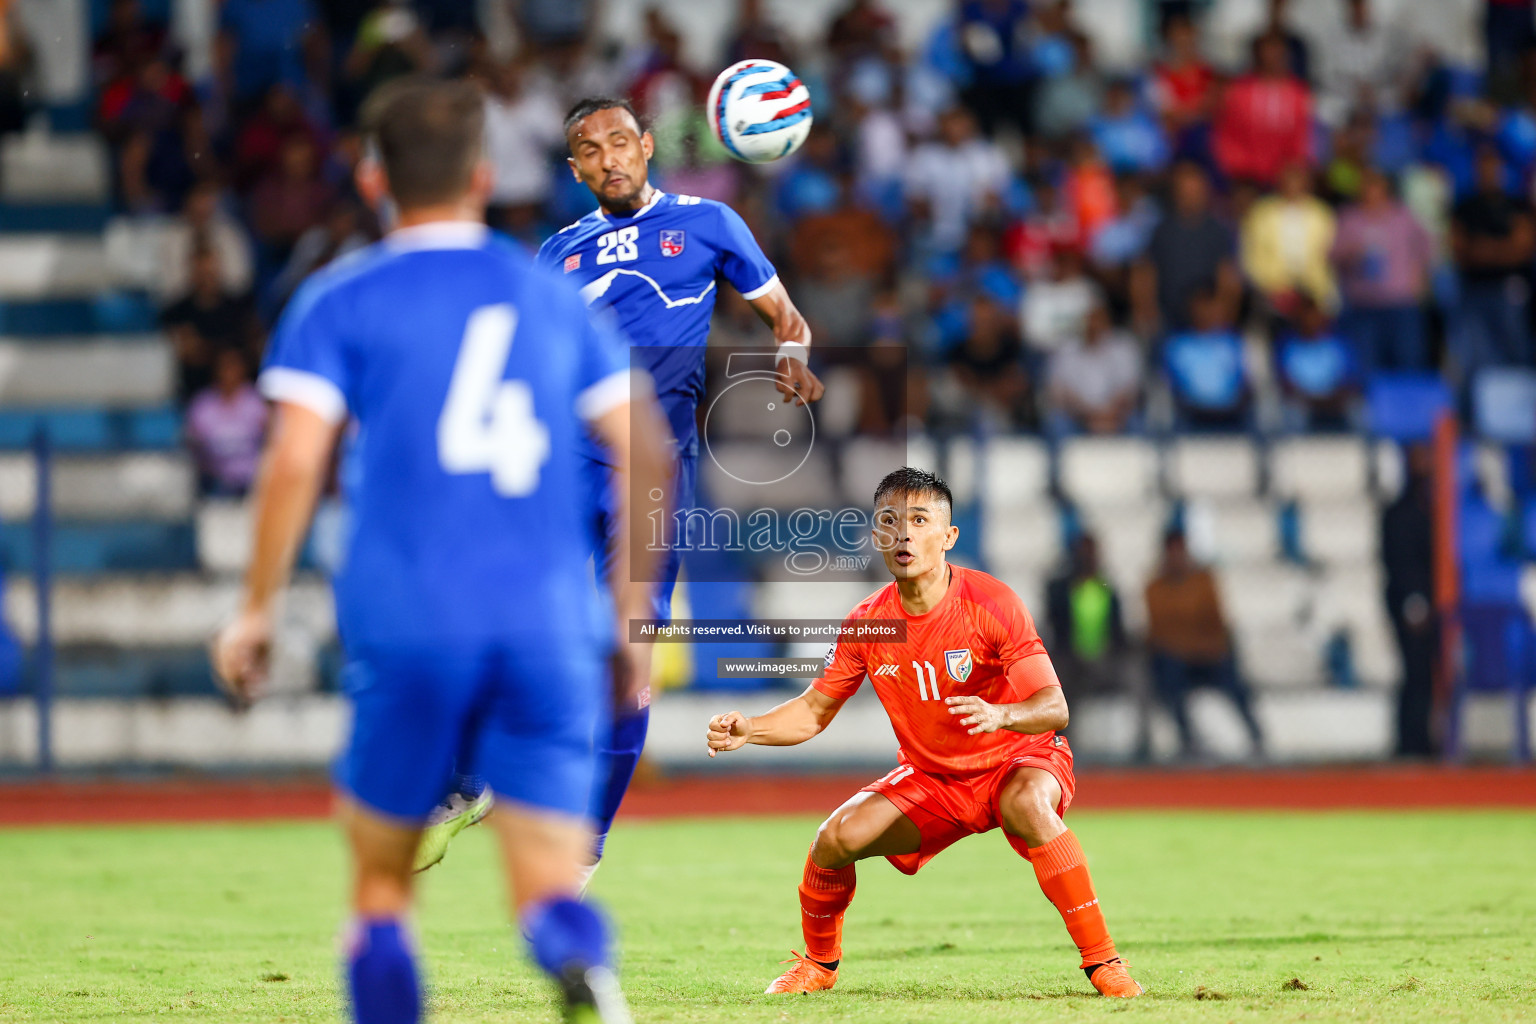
[814,565,1063,775]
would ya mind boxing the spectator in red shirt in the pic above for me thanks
[1003,178,1079,280]
[234,83,323,192]
[1151,13,1217,135]
[247,135,337,260]
[98,54,202,212]
[1212,32,1313,188]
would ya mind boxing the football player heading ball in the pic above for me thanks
[534,95,824,879]
[417,86,824,874]
[707,468,1144,999]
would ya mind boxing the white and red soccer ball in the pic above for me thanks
[707,59,814,164]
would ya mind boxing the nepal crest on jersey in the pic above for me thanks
[944,648,973,683]
[659,229,686,257]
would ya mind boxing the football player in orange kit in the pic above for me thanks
[705,467,1141,999]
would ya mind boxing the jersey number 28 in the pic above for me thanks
[596,226,639,265]
[437,303,550,496]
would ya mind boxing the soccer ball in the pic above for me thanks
[707,60,814,164]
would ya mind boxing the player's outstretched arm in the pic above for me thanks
[213,402,343,703]
[747,280,824,407]
[706,685,845,757]
[945,686,1070,737]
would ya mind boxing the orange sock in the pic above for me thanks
[799,851,855,965]
[1026,830,1118,968]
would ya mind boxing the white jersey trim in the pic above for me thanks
[739,272,780,302]
[577,368,653,421]
[384,221,490,251]
[258,367,348,424]
[594,190,666,223]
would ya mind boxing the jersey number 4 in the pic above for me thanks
[596,225,639,265]
[437,304,550,496]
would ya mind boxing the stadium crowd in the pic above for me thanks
[14,0,1520,756]
[71,0,1536,472]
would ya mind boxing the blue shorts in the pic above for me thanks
[336,643,609,822]
[585,451,696,622]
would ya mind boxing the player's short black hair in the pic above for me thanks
[873,468,954,524]
[563,96,644,139]
[361,77,484,209]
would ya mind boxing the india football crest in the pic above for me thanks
[944,648,973,683]
[659,229,686,257]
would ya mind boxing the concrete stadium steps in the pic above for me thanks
[1183,497,1282,564]
[0,452,194,520]
[1165,436,1262,499]
[0,133,108,204]
[2,688,1530,769]
[0,336,173,406]
[1268,436,1372,501]
[980,502,1063,574]
[0,695,347,767]
[29,645,341,698]
[0,235,116,299]
[1058,436,1161,507]
[2,574,334,648]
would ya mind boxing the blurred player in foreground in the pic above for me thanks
[420,95,823,876]
[213,78,671,1024]
[528,96,822,880]
[706,468,1142,999]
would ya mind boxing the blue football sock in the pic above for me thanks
[522,897,613,977]
[588,705,649,861]
[451,772,486,800]
[346,918,420,1024]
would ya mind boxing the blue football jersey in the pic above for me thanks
[536,191,778,457]
[259,222,631,649]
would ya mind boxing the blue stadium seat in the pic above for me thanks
[0,408,181,451]
[0,295,156,335]
[1452,603,1533,761]
[1367,373,1452,441]
[685,580,777,691]
[1474,367,1536,443]
[0,203,112,233]
[43,103,93,133]
[1459,494,1509,568]
[0,521,198,572]
[90,0,171,31]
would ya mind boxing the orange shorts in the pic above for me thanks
[861,736,1076,875]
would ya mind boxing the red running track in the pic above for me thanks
[0,767,1533,826]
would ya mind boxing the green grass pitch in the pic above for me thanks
[1,809,1533,1022]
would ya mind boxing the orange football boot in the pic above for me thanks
[764,951,838,994]
[1087,960,1143,997]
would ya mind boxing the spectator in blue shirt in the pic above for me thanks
[927,224,1023,316]
[1164,286,1249,430]
[1277,293,1360,431]
[218,0,322,111]
[951,0,1033,136]
[1090,79,1169,175]
[774,125,843,222]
